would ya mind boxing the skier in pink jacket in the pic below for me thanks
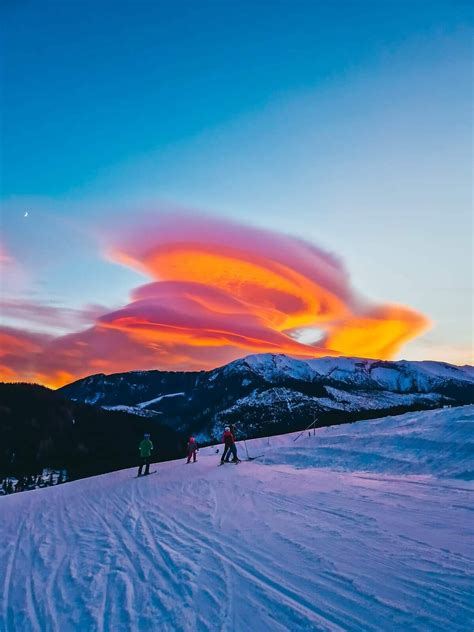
[186,437,198,463]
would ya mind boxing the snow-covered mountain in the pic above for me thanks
[59,354,474,441]
[2,406,473,631]
[236,353,474,392]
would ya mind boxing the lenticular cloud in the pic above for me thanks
[0,213,430,387]
[104,214,428,355]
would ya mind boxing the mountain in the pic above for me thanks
[59,353,474,440]
[2,406,473,631]
[0,383,182,481]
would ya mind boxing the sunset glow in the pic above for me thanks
[0,215,430,387]
[2,0,471,387]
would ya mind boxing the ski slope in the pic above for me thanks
[1,406,473,632]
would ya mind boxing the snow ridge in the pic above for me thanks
[231,353,474,392]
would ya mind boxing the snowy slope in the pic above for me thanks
[1,407,473,632]
[101,404,160,417]
[135,392,185,409]
[102,394,185,417]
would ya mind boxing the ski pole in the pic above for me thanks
[235,423,251,459]
[243,439,250,460]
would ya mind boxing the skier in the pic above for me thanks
[186,436,198,463]
[221,425,240,464]
[138,433,153,476]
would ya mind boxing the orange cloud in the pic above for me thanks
[0,213,430,387]
[324,305,430,360]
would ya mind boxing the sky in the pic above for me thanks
[0,0,472,387]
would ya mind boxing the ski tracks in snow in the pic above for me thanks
[1,515,28,632]
[1,441,473,632]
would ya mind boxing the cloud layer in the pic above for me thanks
[0,213,430,387]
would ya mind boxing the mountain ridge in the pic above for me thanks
[58,353,474,442]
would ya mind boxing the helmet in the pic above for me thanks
[144,433,150,439]
[224,426,230,432]
[189,436,195,442]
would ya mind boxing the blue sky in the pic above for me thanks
[1,0,473,367]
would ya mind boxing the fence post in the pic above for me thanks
[293,416,318,442]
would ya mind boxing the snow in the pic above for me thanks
[1,406,473,631]
[135,392,185,409]
[320,386,441,412]
[102,405,161,417]
[250,405,474,480]
[240,353,315,381]
[102,393,185,416]
[84,391,101,405]
[234,353,474,393]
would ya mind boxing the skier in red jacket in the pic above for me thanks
[186,436,198,463]
[221,425,240,464]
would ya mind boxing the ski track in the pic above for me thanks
[1,407,474,631]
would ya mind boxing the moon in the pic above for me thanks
[24,211,28,218]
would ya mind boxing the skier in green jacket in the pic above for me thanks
[138,433,153,476]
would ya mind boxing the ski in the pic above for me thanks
[135,471,157,478]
